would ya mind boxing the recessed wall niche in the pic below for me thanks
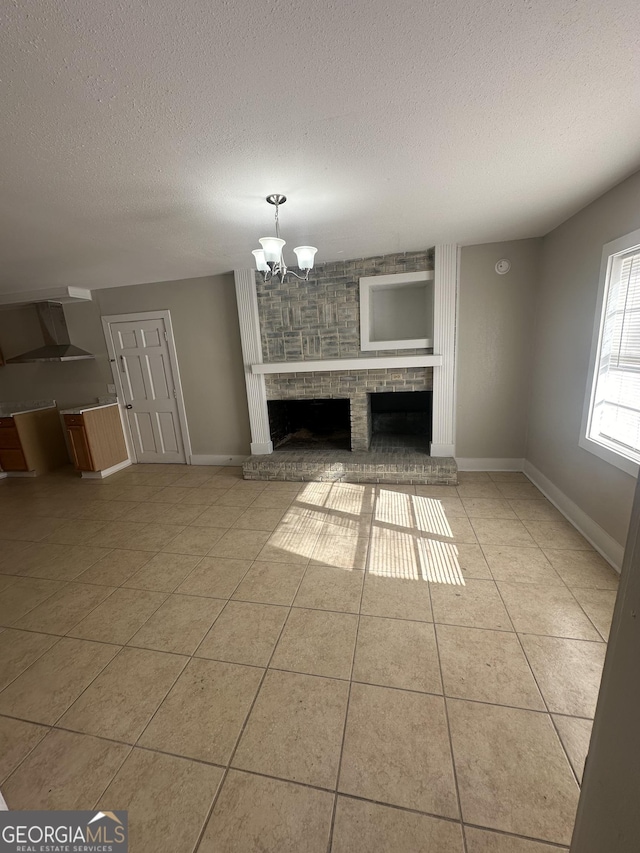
[359,270,434,351]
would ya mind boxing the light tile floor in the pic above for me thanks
[0,465,620,852]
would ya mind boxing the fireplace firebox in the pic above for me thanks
[267,399,351,451]
[369,390,432,453]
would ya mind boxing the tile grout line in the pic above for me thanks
[462,819,570,849]
[559,575,611,643]
[0,593,607,715]
[129,554,260,768]
[0,578,70,627]
[0,705,574,850]
[490,577,584,790]
[65,584,172,644]
[429,586,469,852]
[0,721,56,791]
[0,586,189,772]
[190,547,312,853]
[478,532,606,784]
[0,641,137,796]
[0,582,612,646]
[476,540,609,644]
[20,581,126,644]
[49,635,183,730]
[90,743,136,812]
[1,659,600,722]
[325,507,371,853]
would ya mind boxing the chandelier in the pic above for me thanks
[252,194,317,282]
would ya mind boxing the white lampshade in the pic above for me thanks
[259,236,285,265]
[252,249,268,272]
[293,245,318,270]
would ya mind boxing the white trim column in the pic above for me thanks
[431,244,459,457]
[234,269,273,455]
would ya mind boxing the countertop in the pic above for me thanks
[60,402,119,416]
[0,400,56,417]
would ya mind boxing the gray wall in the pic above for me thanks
[456,239,541,459]
[96,275,250,457]
[0,274,251,457]
[527,170,640,547]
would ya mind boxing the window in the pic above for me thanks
[581,228,640,474]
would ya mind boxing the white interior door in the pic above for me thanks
[106,315,187,463]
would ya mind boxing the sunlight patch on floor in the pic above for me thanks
[297,482,333,507]
[413,495,453,539]
[322,514,370,535]
[368,528,421,579]
[281,506,326,533]
[270,484,465,580]
[417,539,465,585]
[374,489,414,530]
[324,483,372,515]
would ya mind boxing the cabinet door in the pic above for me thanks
[67,426,95,471]
[0,448,28,471]
[0,426,21,449]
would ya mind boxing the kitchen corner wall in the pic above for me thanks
[0,273,251,457]
[456,238,541,461]
[0,300,113,407]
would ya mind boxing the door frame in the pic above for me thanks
[102,310,193,464]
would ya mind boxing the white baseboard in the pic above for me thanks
[0,472,7,480]
[456,457,525,471]
[6,470,37,478]
[190,455,249,466]
[523,460,624,572]
[80,459,132,479]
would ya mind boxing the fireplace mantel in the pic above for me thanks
[251,354,443,375]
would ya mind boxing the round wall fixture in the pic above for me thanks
[495,258,511,275]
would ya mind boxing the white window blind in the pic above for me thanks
[589,247,640,461]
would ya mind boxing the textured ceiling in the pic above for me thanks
[1,0,639,293]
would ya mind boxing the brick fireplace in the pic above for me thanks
[259,251,434,451]
[265,367,432,452]
[233,245,459,482]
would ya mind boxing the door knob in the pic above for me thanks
[125,404,133,409]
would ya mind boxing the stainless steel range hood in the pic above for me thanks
[6,302,95,363]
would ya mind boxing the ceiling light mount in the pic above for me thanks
[252,194,317,282]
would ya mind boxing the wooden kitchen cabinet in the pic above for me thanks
[63,405,128,473]
[66,425,94,471]
[0,407,68,474]
[0,447,29,471]
[0,418,27,471]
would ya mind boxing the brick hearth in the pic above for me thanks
[243,449,457,484]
